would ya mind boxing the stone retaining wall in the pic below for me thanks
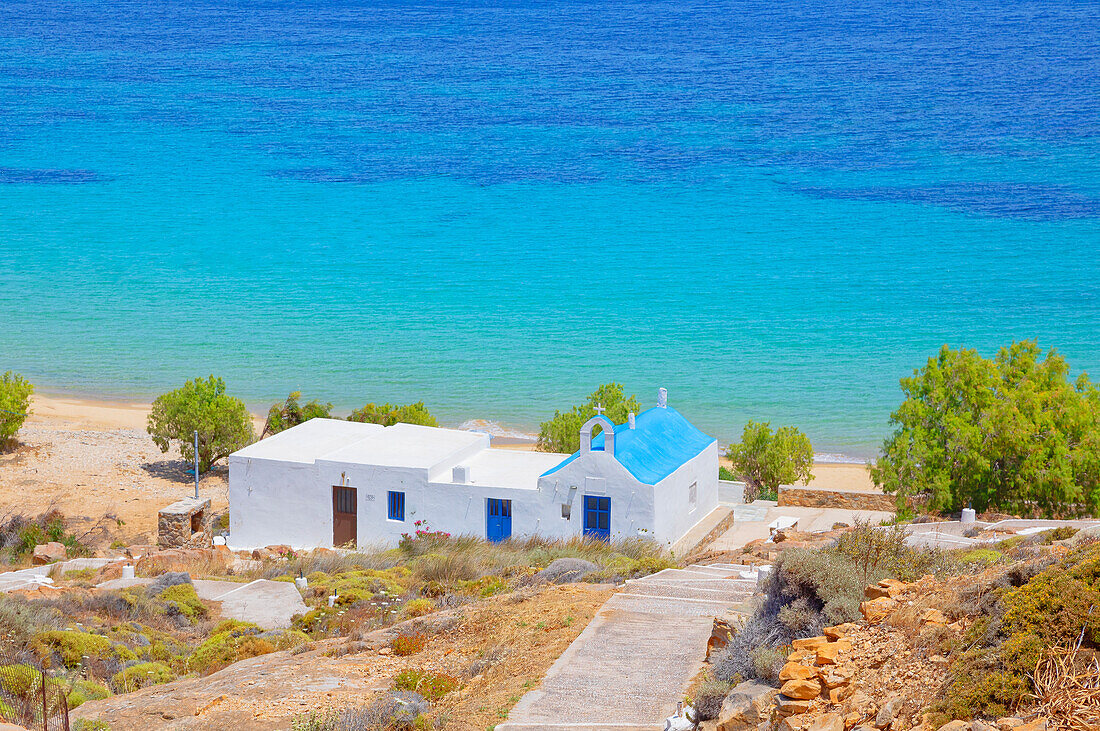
[778,486,899,512]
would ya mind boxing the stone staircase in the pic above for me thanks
[497,564,757,731]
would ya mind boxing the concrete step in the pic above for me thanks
[694,562,754,572]
[603,591,735,617]
[684,564,743,577]
[640,567,741,582]
[623,582,754,604]
[629,576,756,593]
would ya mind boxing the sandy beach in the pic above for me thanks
[0,393,878,546]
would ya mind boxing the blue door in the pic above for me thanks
[583,496,611,541]
[487,498,512,542]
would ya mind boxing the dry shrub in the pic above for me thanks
[137,550,231,578]
[1032,646,1100,730]
[392,632,427,656]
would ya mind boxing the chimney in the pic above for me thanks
[453,465,470,483]
[628,412,636,429]
[657,387,668,408]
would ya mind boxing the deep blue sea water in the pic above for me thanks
[1,0,1098,457]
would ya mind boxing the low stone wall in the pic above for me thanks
[778,486,898,512]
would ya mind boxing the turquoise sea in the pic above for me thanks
[1,0,1098,457]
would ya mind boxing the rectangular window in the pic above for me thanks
[688,482,697,511]
[387,491,405,521]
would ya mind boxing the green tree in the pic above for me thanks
[262,391,333,437]
[871,341,1100,517]
[536,383,642,453]
[726,421,814,501]
[0,371,34,442]
[147,376,255,473]
[347,401,438,427]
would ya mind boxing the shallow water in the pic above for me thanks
[1,0,1098,456]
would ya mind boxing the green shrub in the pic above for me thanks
[189,628,275,674]
[0,663,41,696]
[403,598,434,618]
[263,392,333,437]
[958,549,1003,567]
[67,678,110,708]
[0,372,33,441]
[110,661,174,692]
[72,721,112,731]
[536,383,640,453]
[30,630,135,668]
[392,668,458,700]
[157,583,207,620]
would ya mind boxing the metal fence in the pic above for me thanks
[0,653,71,731]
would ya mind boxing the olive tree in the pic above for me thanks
[536,383,642,453]
[726,421,814,501]
[147,376,255,473]
[0,371,34,442]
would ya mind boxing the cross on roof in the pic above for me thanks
[594,403,605,415]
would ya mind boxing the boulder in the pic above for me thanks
[823,623,857,640]
[779,678,822,701]
[1016,721,1047,731]
[971,722,997,731]
[936,722,969,731]
[828,685,852,704]
[874,696,904,728]
[779,662,818,681]
[996,720,1025,731]
[792,636,830,651]
[32,542,66,565]
[864,584,892,600]
[779,715,812,731]
[776,696,814,717]
[535,558,597,584]
[860,597,896,623]
[148,571,192,595]
[707,617,736,660]
[716,680,778,731]
[921,608,948,625]
[808,714,845,731]
[815,643,842,665]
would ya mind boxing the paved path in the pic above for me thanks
[0,558,121,593]
[98,577,308,628]
[708,500,894,552]
[498,564,757,731]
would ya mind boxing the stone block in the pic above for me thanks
[779,679,822,700]
[32,542,66,565]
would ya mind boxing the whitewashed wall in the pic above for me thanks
[651,441,720,547]
[536,451,657,542]
[228,456,336,549]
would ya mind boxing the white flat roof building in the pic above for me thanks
[228,390,720,550]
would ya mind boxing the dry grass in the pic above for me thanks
[1032,646,1100,730]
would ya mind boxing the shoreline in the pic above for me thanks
[25,391,879,493]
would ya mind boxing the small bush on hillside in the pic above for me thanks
[157,583,207,621]
[110,661,174,692]
[392,632,428,656]
[402,599,434,618]
[927,541,1100,724]
[188,625,275,674]
[0,371,33,443]
[67,678,110,708]
[0,596,63,648]
[72,721,112,731]
[393,667,458,700]
[713,549,863,685]
[690,677,733,721]
[30,630,135,669]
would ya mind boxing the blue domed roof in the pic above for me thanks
[542,406,715,485]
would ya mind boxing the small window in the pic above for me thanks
[387,491,405,521]
[688,482,697,511]
[561,504,571,520]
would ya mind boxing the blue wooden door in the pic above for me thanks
[487,498,512,542]
[583,495,611,541]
